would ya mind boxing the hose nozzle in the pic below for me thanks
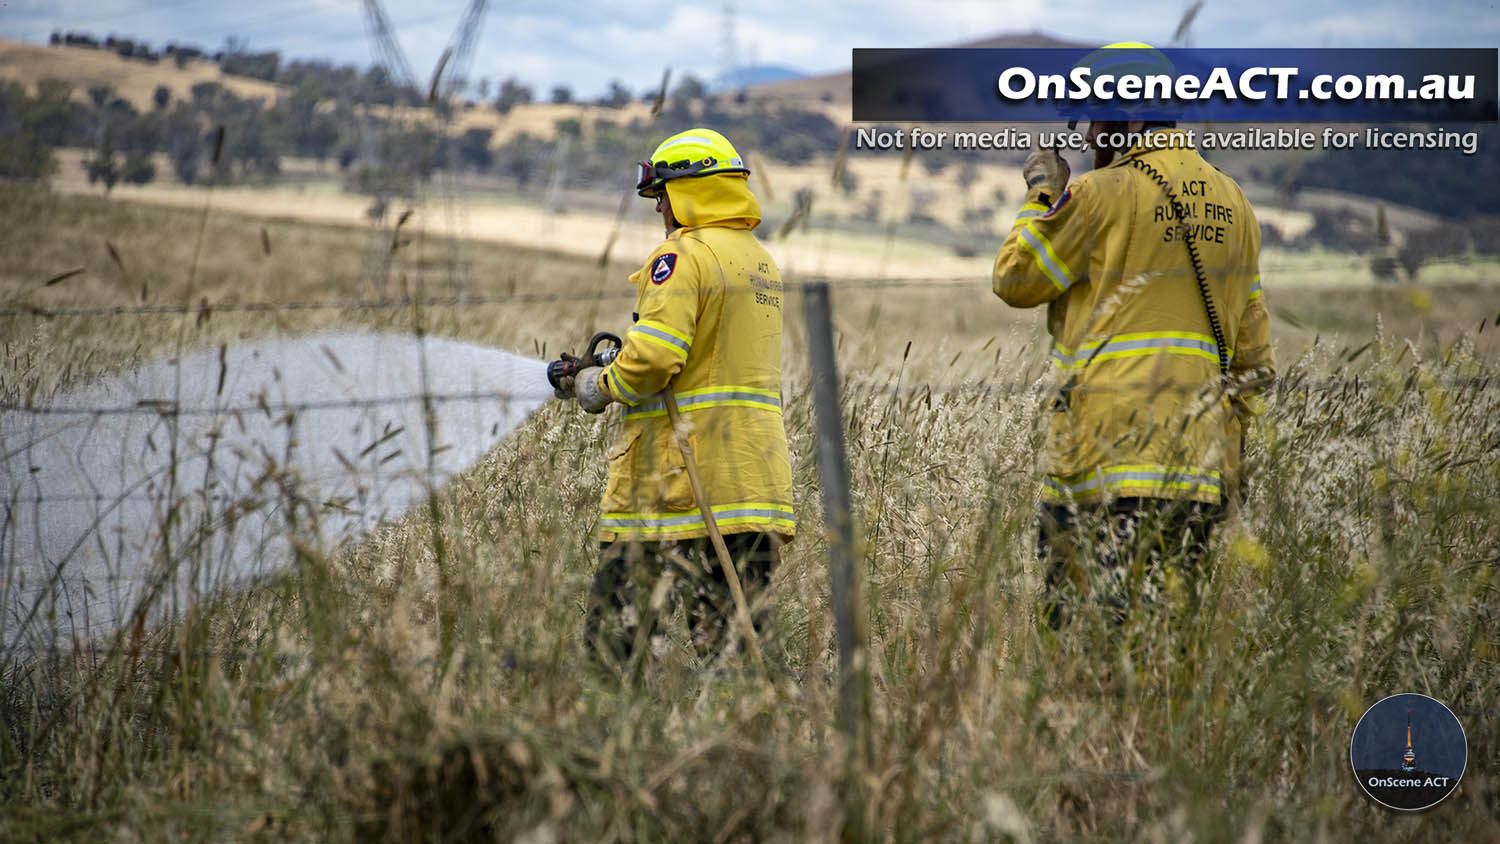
[547,331,623,390]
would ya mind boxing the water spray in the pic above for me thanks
[2,333,553,651]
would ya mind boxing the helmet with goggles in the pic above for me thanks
[635,128,749,198]
[1064,41,1178,129]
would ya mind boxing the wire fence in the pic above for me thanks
[11,375,1500,416]
[5,252,1497,321]
[0,277,979,319]
[4,303,1496,657]
[4,280,1493,435]
[0,389,537,417]
[0,334,1493,663]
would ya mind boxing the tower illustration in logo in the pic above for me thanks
[1400,706,1417,773]
[1351,692,1466,811]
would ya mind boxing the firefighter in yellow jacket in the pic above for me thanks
[994,99,1274,625]
[552,128,794,666]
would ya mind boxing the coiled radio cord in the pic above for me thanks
[1126,157,1231,378]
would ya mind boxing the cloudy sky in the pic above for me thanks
[2,0,1496,98]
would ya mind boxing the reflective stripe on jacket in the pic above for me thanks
[994,129,1275,505]
[593,172,795,542]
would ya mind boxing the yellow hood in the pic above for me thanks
[664,173,761,230]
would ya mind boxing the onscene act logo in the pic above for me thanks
[1350,693,1467,811]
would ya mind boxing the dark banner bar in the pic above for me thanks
[851,48,1498,123]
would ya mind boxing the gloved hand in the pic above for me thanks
[574,366,613,414]
[1023,148,1070,196]
[550,351,582,400]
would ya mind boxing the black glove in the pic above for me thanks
[549,352,583,400]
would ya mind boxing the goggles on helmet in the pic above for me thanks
[635,157,720,198]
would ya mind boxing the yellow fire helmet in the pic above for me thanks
[635,128,749,198]
[1067,41,1177,128]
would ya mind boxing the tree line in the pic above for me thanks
[4,34,853,203]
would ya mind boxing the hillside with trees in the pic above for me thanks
[0,35,847,198]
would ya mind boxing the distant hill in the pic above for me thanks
[0,40,283,110]
[0,37,657,144]
[713,65,803,92]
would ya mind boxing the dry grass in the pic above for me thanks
[1,184,1499,841]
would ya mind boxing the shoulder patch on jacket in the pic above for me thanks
[650,252,678,284]
[1042,188,1072,218]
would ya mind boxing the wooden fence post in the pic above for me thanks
[802,280,871,835]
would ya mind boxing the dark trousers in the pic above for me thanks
[584,532,779,668]
[1037,497,1223,629]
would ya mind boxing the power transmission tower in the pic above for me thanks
[1171,1,1204,47]
[355,0,492,299]
[429,0,491,295]
[720,0,739,81]
[433,0,490,102]
[360,0,417,89]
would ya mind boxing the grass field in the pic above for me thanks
[2,182,1499,841]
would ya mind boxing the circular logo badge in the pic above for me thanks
[1350,693,1466,811]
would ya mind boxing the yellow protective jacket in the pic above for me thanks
[591,172,795,542]
[994,129,1275,505]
